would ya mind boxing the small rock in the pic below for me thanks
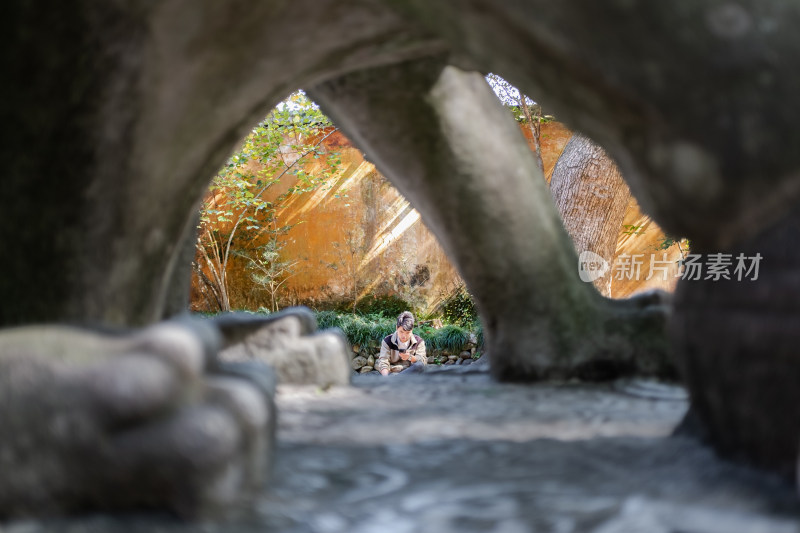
[468,333,478,345]
[351,356,368,370]
[352,344,361,353]
[447,355,459,361]
[359,366,374,373]
[444,360,455,365]
[459,351,471,359]
[367,355,375,367]
[462,358,473,366]
[456,358,463,365]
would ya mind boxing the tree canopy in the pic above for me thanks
[195,91,341,311]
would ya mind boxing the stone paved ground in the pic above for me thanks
[5,368,800,532]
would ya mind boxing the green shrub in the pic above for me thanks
[315,310,479,356]
[355,294,414,318]
[426,324,470,353]
[315,311,394,350]
[441,285,478,328]
[315,310,340,331]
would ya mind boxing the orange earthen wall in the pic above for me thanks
[191,123,679,313]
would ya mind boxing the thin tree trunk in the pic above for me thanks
[198,232,231,311]
[193,261,224,311]
[549,134,631,297]
[519,97,544,174]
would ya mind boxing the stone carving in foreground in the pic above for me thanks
[215,308,352,387]
[0,318,275,519]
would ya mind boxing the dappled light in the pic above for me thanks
[361,204,421,266]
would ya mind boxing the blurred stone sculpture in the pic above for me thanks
[0,318,275,518]
[3,0,800,518]
[215,308,352,387]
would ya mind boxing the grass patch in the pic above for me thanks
[315,311,395,349]
[317,311,479,355]
[426,324,470,353]
[196,309,482,356]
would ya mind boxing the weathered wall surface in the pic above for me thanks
[192,129,462,314]
[611,199,684,298]
[278,134,462,314]
[191,122,677,313]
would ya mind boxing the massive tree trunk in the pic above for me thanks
[0,0,443,327]
[394,0,800,251]
[310,59,671,382]
[550,134,632,296]
[402,0,800,480]
[671,204,800,479]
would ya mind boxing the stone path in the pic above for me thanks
[5,368,800,532]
